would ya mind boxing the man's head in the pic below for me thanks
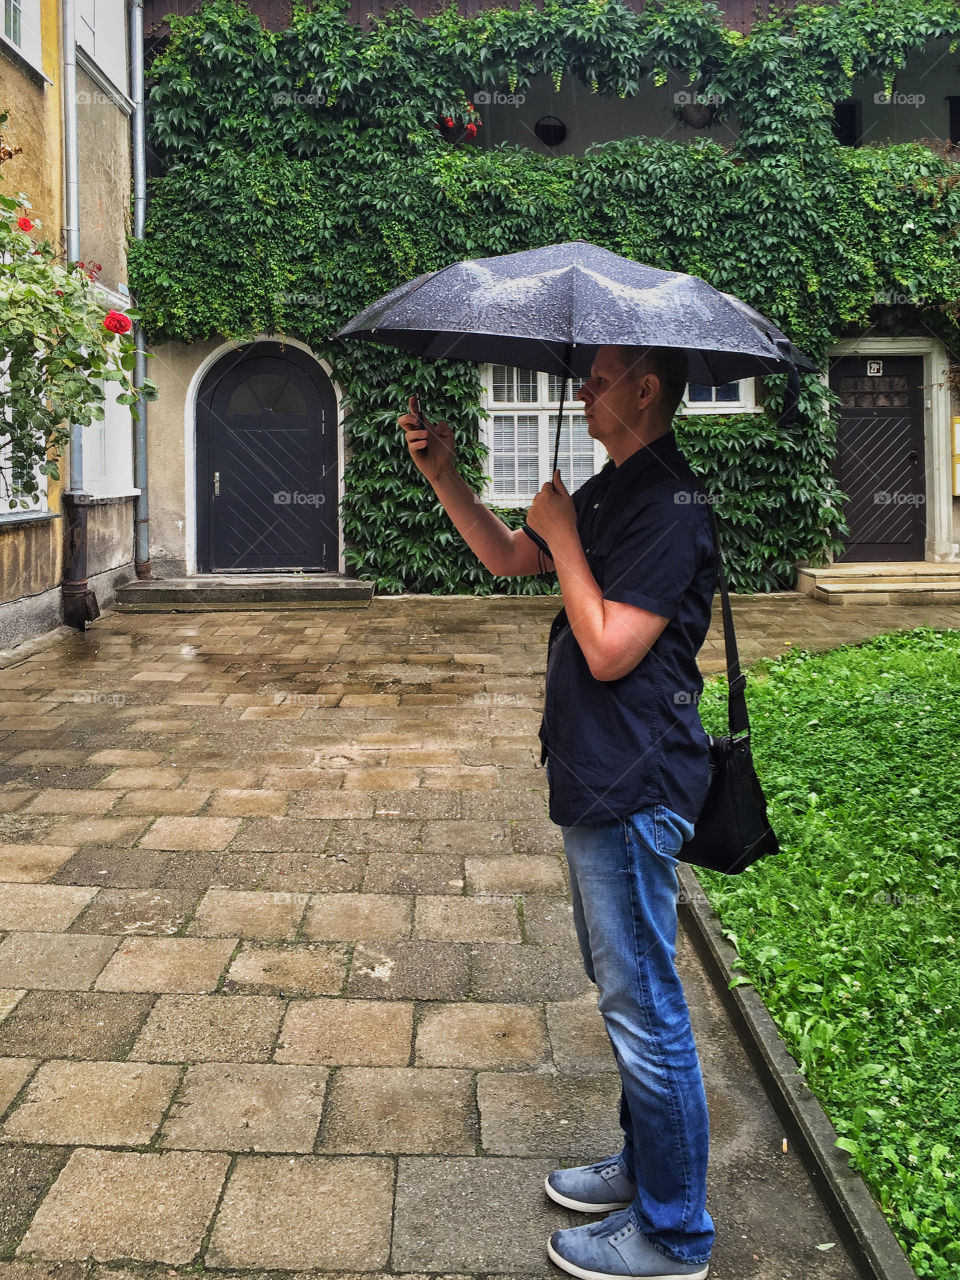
[579,345,689,461]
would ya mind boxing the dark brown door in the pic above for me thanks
[829,356,926,561]
[196,343,338,572]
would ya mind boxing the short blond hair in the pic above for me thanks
[610,345,689,421]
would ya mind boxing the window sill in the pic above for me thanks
[679,404,763,415]
[0,510,60,531]
[0,34,51,86]
[72,491,140,506]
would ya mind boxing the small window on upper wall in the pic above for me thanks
[681,380,757,412]
[2,0,41,72]
[76,0,128,96]
[832,99,862,147]
[4,0,21,46]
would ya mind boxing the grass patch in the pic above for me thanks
[696,626,960,1280]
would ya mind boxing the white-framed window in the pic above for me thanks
[76,0,128,96]
[680,379,758,413]
[0,442,50,517]
[480,364,760,504]
[2,0,42,73]
[83,376,135,497]
[480,365,606,505]
[0,349,50,518]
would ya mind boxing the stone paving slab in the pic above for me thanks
[0,595,951,1275]
[17,1149,229,1262]
[204,1155,394,1270]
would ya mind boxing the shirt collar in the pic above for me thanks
[603,430,685,498]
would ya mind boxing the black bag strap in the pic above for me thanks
[707,507,750,738]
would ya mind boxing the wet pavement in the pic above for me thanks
[0,593,956,1279]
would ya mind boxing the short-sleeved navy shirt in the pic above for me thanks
[528,430,717,828]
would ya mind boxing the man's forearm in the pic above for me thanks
[430,467,522,576]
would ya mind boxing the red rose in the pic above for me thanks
[54,289,64,297]
[465,122,478,138]
[17,216,33,231]
[444,116,454,127]
[103,309,132,334]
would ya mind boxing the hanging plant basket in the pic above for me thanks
[680,100,716,129]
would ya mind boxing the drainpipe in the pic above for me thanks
[130,0,151,577]
[60,0,100,628]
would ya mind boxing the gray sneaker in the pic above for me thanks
[548,1209,710,1280]
[545,1156,637,1213]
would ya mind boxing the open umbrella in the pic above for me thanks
[334,239,814,474]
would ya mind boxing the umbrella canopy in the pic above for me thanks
[334,239,811,386]
[717,291,818,375]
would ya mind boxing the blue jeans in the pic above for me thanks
[561,805,715,1266]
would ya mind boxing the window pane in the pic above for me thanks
[492,454,514,497]
[715,381,741,402]
[516,368,538,403]
[493,415,516,449]
[551,414,594,492]
[491,365,512,402]
[227,373,306,415]
[491,414,539,498]
[546,374,586,403]
[5,0,21,45]
[686,383,714,402]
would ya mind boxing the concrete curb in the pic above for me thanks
[677,863,919,1280]
[0,624,78,671]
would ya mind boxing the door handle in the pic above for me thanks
[213,471,220,497]
[908,450,918,464]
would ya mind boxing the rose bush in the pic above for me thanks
[0,111,158,510]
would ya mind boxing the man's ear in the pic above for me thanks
[636,371,662,414]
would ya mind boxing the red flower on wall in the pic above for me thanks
[17,215,33,231]
[103,309,132,334]
[437,112,481,142]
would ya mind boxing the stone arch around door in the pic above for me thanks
[194,341,340,573]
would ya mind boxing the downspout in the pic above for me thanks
[60,0,100,628]
[130,0,150,577]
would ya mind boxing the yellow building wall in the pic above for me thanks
[0,0,65,632]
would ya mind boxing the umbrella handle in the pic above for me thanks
[412,391,425,431]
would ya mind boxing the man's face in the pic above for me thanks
[579,347,648,445]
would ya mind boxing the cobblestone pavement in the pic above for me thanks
[0,594,956,1280]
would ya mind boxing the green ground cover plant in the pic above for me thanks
[697,627,960,1279]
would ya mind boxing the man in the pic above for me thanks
[399,344,716,1280]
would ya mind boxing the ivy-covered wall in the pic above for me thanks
[129,0,960,592]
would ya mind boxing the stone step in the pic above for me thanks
[796,562,960,604]
[115,574,374,611]
[799,561,960,579]
[805,582,960,606]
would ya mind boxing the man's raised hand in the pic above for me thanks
[399,395,456,485]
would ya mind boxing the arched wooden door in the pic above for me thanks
[196,343,338,572]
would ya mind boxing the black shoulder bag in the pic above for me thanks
[681,510,780,874]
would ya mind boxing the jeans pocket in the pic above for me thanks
[653,804,695,859]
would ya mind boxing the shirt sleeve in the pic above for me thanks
[599,490,705,620]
